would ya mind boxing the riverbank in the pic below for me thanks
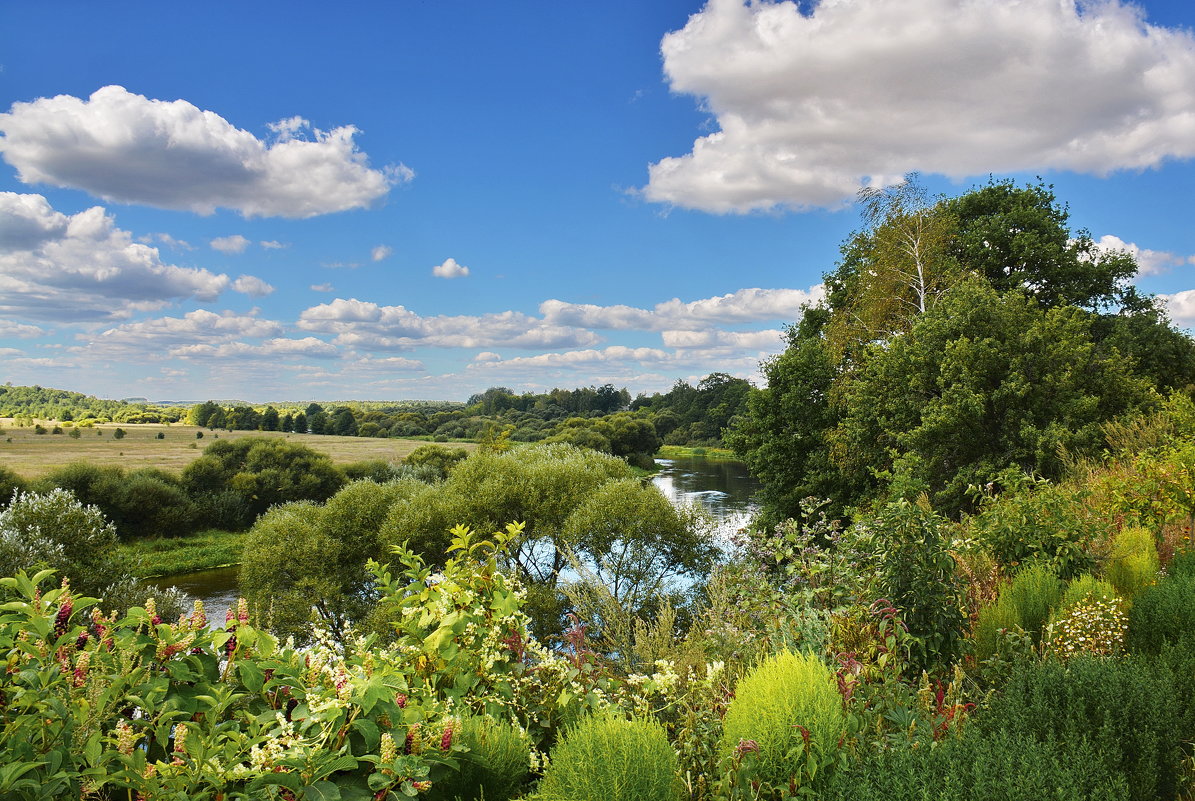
[655,444,737,460]
[119,529,245,578]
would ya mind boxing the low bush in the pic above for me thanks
[1105,526,1160,599]
[1045,596,1128,659]
[873,500,966,673]
[1059,573,1118,608]
[979,657,1181,801]
[719,649,844,795]
[827,727,1130,801]
[973,562,1062,662]
[1004,562,1062,644]
[425,715,530,801]
[972,594,1021,663]
[0,466,26,507]
[1165,547,1195,580]
[1126,574,1195,655]
[537,713,681,801]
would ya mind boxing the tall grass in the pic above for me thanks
[1105,527,1160,600]
[116,529,245,577]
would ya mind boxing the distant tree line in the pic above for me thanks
[184,376,753,468]
[0,384,182,424]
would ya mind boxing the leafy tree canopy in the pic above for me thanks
[732,177,1189,522]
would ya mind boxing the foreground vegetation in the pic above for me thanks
[5,426,1195,799]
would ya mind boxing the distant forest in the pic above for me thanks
[0,374,752,460]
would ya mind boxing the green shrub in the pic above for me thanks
[1166,548,1195,580]
[1127,574,1195,655]
[719,650,844,795]
[0,489,122,597]
[0,466,27,508]
[1004,562,1062,644]
[1156,635,1195,745]
[873,500,966,673]
[1105,526,1160,599]
[404,444,469,479]
[967,475,1097,579]
[827,727,1129,801]
[537,713,681,801]
[980,657,1181,801]
[426,716,530,801]
[1045,596,1128,659]
[973,594,1021,663]
[1060,573,1118,608]
[341,459,399,483]
[191,489,255,532]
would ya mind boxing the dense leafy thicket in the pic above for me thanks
[730,178,1191,522]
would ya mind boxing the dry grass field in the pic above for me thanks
[0,419,474,478]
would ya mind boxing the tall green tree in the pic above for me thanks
[733,178,1186,523]
[833,279,1155,514]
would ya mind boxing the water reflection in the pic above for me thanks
[651,456,761,545]
[149,566,239,627]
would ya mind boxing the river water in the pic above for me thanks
[153,454,761,623]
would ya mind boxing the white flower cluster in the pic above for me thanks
[1047,597,1128,658]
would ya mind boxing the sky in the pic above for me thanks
[2,0,1195,402]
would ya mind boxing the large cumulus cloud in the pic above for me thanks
[644,0,1195,213]
[0,86,409,218]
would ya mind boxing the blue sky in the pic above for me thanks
[1,0,1194,402]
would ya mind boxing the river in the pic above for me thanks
[153,454,761,623]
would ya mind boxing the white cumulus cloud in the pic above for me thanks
[371,245,393,262]
[81,309,283,356]
[1094,234,1186,276]
[0,321,44,338]
[645,0,1195,213]
[172,337,339,360]
[1160,289,1195,327]
[0,192,230,321]
[432,257,470,279]
[211,234,251,254]
[232,275,275,297]
[540,286,822,330]
[0,85,409,218]
[297,297,599,350]
[661,328,783,349]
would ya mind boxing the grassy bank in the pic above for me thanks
[0,418,474,478]
[118,529,246,578]
[655,444,737,460]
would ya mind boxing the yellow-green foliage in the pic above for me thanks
[1059,574,1118,609]
[1005,562,1063,643]
[973,594,1021,662]
[1046,597,1128,659]
[425,715,530,801]
[1104,526,1160,599]
[719,650,844,793]
[537,713,681,801]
